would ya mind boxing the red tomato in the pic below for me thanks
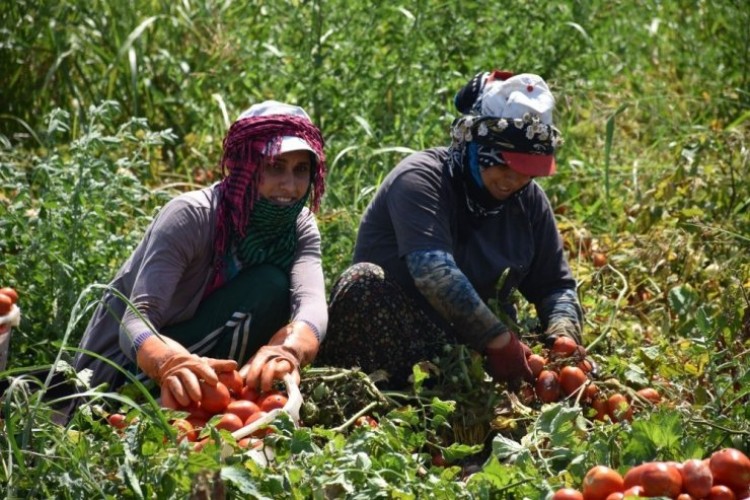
[226,399,260,422]
[559,366,588,396]
[709,448,750,491]
[577,358,595,373]
[676,494,697,500]
[258,391,288,412]
[171,418,197,442]
[244,410,271,437]
[107,413,127,429]
[603,494,623,500]
[607,393,632,422]
[431,453,447,467]
[640,462,682,498]
[680,458,714,498]
[591,397,609,421]
[535,370,561,403]
[582,465,625,500]
[186,415,207,433]
[215,413,244,432]
[551,488,584,500]
[217,370,244,396]
[636,388,661,405]
[583,383,600,402]
[244,410,267,426]
[0,294,12,316]
[199,381,231,414]
[551,337,578,358]
[592,252,608,268]
[238,385,260,403]
[527,354,547,378]
[624,463,650,488]
[354,416,378,428]
[0,287,18,305]
[707,484,737,500]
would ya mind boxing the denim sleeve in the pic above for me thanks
[405,249,507,351]
[537,288,583,344]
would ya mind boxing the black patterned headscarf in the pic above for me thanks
[448,71,564,217]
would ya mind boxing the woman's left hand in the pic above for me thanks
[240,322,319,392]
[240,343,300,393]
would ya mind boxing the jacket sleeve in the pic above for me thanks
[288,209,328,341]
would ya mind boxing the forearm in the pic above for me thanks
[406,249,507,351]
[537,288,583,343]
[266,321,320,367]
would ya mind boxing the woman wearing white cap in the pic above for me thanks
[76,100,328,407]
[317,71,583,388]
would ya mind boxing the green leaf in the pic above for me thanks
[221,466,268,498]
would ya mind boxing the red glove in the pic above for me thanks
[486,332,534,388]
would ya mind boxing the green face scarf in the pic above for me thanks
[235,194,308,272]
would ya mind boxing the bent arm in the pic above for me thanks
[405,249,509,351]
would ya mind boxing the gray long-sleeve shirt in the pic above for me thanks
[75,183,328,389]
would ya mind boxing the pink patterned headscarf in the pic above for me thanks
[209,114,326,290]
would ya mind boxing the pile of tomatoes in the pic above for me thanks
[0,287,19,317]
[552,447,750,500]
[522,337,660,423]
[107,369,290,451]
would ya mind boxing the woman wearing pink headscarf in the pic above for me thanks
[76,101,328,407]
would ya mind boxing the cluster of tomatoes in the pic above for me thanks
[0,287,19,316]
[107,369,289,451]
[552,448,750,500]
[521,337,660,423]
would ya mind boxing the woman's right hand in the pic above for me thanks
[136,335,237,407]
[485,331,534,389]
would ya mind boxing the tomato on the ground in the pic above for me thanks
[535,370,561,403]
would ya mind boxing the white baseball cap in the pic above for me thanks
[237,100,317,157]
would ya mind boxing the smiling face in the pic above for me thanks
[480,163,532,200]
[258,150,313,205]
